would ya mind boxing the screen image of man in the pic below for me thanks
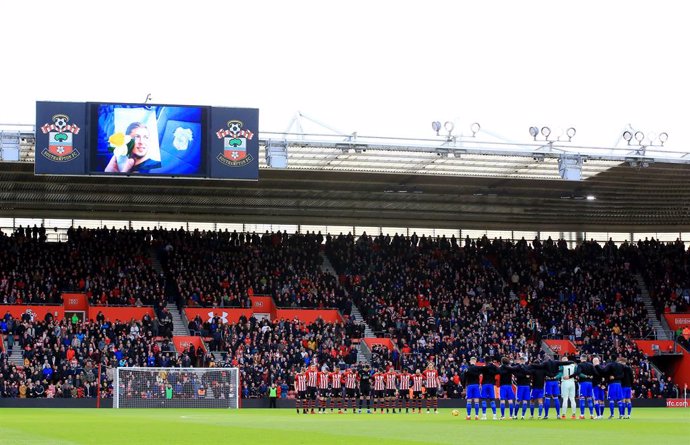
[105,122,162,173]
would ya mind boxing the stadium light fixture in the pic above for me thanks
[431,121,442,136]
[622,131,633,145]
[659,132,669,145]
[566,127,576,141]
[634,131,645,145]
[470,122,481,137]
[529,126,539,140]
[541,127,551,140]
[586,195,596,200]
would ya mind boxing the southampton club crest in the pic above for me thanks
[40,114,81,162]
[216,120,254,167]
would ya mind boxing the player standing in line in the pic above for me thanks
[423,363,440,414]
[462,356,484,420]
[512,356,532,420]
[559,356,577,419]
[592,357,606,419]
[317,367,331,413]
[575,355,597,419]
[540,357,573,419]
[497,357,518,420]
[330,368,343,413]
[543,369,561,419]
[620,357,634,419]
[306,364,319,414]
[595,357,626,419]
[372,368,386,413]
[385,366,398,413]
[358,363,373,414]
[343,367,359,413]
[411,369,425,414]
[479,356,499,420]
[398,368,412,413]
[294,368,307,414]
[527,361,547,419]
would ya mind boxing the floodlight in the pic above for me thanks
[444,121,455,133]
[622,131,633,144]
[471,123,481,136]
[541,127,551,139]
[566,127,576,141]
[529,127,539,140]
[432,121,441,135]
[659,132,669,145]
[634,131,644,144]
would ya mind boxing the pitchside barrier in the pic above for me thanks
[0,398,680,409]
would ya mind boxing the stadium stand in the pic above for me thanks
[0,226,685,398]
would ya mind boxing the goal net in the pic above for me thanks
[113,367,240,409]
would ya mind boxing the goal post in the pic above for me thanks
[113,367,240,409]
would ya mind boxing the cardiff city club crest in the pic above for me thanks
[40,114,81,162]
[216,120,254,167]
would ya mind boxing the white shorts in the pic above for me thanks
[561,380,576,399]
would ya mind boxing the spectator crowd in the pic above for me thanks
[1,226,687,399]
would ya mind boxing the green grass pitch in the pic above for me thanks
[0,408,688,445]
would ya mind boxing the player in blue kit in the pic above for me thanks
[530,358,573,419]
[575,355,597,419]
[497,357,518,420]
[527,364,547,419]
[621,357,634,419]
[479,357,499,420]
[592,357,606,419]
[462,357,484,420]
[512,356,532,419]
[596,357,626,419]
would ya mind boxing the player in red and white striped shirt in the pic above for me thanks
[372,369,386,413]
[330,369,343,413]
[411,369,425,414]
[423,363,440,414]
[306,364,319,413]
[317,369,330,413]
[343,367,359,413]
[398,368,412,413]
[385,368,399,413]
[294,368,308,414]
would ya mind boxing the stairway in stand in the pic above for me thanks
[634,273,671,340]
[3,338,24,367]
[169,309,191,336]
[320,252,374,364]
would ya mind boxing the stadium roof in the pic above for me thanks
[2,129,690,231]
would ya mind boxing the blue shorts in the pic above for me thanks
[545,381,560,397]
[499,385,515,400]
[480,384,495,399]
[607,383,623,401]
[530,388,544,400]
[622,387,632,400]
[516,386,531,401]
[466,384,481,399]
[593,386,605,401]
[578,382,593,398]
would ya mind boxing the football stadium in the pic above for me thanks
[1,2,690,444]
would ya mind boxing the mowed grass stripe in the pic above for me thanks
[1,408,689,445]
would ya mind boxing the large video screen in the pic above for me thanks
[35,101,259,180]
[91,104,204,176]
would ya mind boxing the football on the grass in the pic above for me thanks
[451,409,459,416]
